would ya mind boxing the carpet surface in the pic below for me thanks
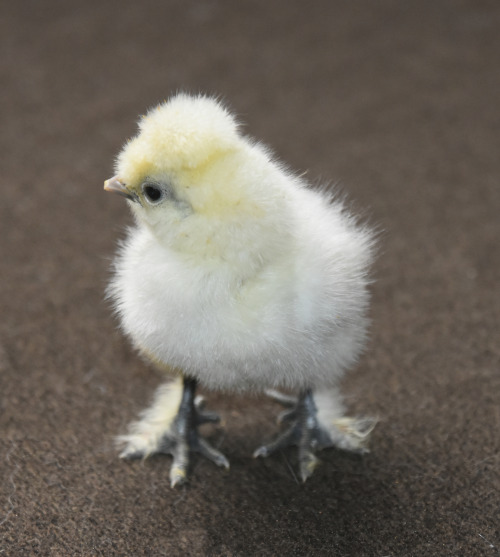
[1,1,499,555]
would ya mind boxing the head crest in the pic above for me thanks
[116,94,241,181]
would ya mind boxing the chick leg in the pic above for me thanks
[117,376,229,487]
[254,388,374,482]
[254,389,326,481]
[163,377,229,486]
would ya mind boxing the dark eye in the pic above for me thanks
[142,184,163,204]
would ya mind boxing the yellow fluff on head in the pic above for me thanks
[116,93,241,186]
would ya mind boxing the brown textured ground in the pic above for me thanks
[1,1,499,555]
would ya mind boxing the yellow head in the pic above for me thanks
[116,93,241,183]
[105,93,292,270]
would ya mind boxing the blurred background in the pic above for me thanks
[1,1,499,555]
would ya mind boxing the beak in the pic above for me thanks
[104,176,136,202]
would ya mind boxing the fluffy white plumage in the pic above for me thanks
[105,93,376,483]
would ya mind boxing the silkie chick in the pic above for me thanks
[104,93,376,487]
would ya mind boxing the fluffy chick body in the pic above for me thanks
[106,94,375,480]
[108,95,373,393]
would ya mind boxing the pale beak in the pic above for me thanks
[104,176,136,202]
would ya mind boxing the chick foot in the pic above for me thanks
[254,389,374,482]
[162,377,229,486]
[118,377,229,487]
[253,388,325,481]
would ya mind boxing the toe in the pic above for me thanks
[252,446,269,459]
[119,448,146,460]
[299,451,320,483]
[197,438,230,469]
[170,465,188,488]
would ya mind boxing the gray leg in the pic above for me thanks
[119,377,229,487]
[160,377,229,487]
[254,389,332,482]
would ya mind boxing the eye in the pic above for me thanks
[142,184,163,204]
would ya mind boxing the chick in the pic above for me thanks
[104,93,376,486]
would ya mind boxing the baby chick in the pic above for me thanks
[105,93,375,486]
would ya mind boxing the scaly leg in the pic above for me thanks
[117,376,229,487]
[254,389,327,482]
[254,388,374,482]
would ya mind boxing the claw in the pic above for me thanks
[196,410,221,425]
[119,448,147,460]
[264,389,298,407]
[253,423,299,459]
[197,438,230,469]
[299,451,320,483]
[277,407,299,424]
[117,377,229,486]
[170,465,188,488]
[255,388,373,481]
[252,446,269,459]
